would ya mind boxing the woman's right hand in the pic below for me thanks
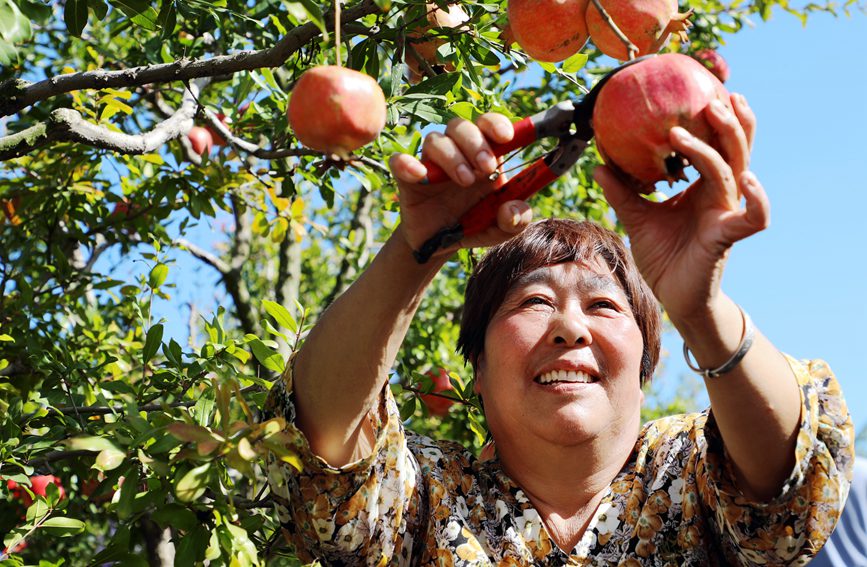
[388,113,534,260]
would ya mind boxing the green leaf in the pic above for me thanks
[283,0,325,35]
[262,300,295,331]
[116,467,139,519]
[148,263,168,288]
[67,435,121,452]
[0,0,32,42]
[562,52,588,74]
[40,517,86,536]
[248,338,285,373]
[175,524,209,565]
[156,0,176,40]
[109,0,158,30]
[64,0,89,36]
[152,503,197,531]
[175,463,210,502]
[143,324,163,364]
[94,445,126,471]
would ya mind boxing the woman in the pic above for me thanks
[264,94,853,564]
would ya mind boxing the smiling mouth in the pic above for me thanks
[534,370,596,385]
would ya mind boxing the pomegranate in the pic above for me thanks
[205,112,230,146]
[508,0,590,62]
[7,475,66,507]
[407,2,469,79]
[586,0,692,60]
[186,126,213,156]
[287,65,387,159]
[592,53,731,187]
[419,368,456,417]
[692,48,730,83]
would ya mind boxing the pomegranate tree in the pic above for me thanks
[591,53,731,187]
[287,65,387,159]
[586,0,692,60]
[508,0,590,62]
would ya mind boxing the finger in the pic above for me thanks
[730,93,757,150]
[594,165,651,222]
[476,113,515,145]
[445,117,499,176]
[705,98,750,175]
[421,131,476,187]
[669,126,738,205]
[389,153,428,185]
[720,170,770,244]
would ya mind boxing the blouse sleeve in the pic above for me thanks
[696,356,855,566]
[263,361,426,566]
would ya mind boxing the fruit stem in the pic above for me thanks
[335,0,342,66]
[589,0,639,60]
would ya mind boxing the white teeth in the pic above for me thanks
[537,370,594,384]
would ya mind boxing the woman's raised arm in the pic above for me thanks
[292,114,533,466]
[595,93,802,500]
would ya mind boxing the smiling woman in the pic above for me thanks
[264,100,854,564]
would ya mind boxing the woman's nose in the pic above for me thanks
[548,305,592,346]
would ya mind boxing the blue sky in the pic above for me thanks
[656,11,867,434]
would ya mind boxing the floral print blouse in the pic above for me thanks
[264,356,854,566]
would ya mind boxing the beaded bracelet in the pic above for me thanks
[682,307,755,380]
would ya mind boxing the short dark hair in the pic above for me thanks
[457,218,661,386]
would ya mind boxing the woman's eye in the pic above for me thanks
[591,300,616,310]
[523,297,551,307]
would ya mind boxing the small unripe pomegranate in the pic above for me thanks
[419,368,455,417]
[187,126,213,156]
[586,0,692,60]
[692,48,730,83]
[592,53,731,187]
[288,66,387,159]
[407,2,469,79]
[508,0,590,62]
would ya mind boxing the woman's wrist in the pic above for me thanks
[670,295,748,373]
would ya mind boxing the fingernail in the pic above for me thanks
[408,160,427,179]
[477,150,497,174]
[494,122,512,141]
[457,164,475,186]
[671,126,691,143]
[741,170,758,187]
[510,205,522,226]
[710,99,730,117]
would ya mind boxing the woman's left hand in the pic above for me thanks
[594,93,769,324]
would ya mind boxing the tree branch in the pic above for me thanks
[0,79,206,161]
[175,237,231,275]
[0,0,381,118]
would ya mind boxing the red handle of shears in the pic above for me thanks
[459,158,559,237]
[420,117,538,185]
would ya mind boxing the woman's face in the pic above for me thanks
[475,259,645,450]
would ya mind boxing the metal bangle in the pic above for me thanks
[682,307,755,380]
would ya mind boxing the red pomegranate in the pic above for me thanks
[692,48,730,83]
[187,126,213,156]
[287,66,387,159]
[586,0,692,60]
[508,0,590,62]
[592,53,731,187]
[7,475,66,507]
[419,368,455,417]
[407,2,469,79]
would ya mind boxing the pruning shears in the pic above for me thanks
[412,57,648,264]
